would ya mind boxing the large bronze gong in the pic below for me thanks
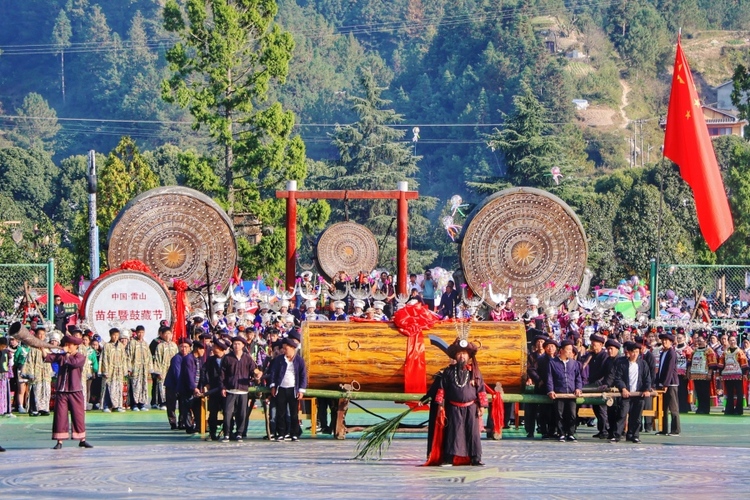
[315,221,379,280]
[458,187,587,310]
[107,186,237,301]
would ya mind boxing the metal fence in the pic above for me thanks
[0,260,54,334]
[652,262,750,328]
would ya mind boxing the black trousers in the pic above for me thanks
[606,403,619,438]
[208,393,225,438]
[614,397,645,440]
[150,375,159,406]
[661,386,681,434]
[593,404,608,434]
[179,396,199,431]
[523,403,538,435]
[224,392,249,439]
[724,379,744,415]
[317,397,336,431]
[555,399,577,437]
[275,387,300,438]
[693,379,711,414]
[165,387,178,427]
[678,376,691,413]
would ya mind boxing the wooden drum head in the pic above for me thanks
[107,186,237,303]
[315,221,379,280]
[459,187,587,310]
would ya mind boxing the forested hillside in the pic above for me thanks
[2,0,750,289]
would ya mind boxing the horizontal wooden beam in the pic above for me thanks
[276,189,419,200]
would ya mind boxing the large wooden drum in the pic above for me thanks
[107,186,237,306]
[315,221,379,280]
[301,321,527,392]
[459,187,588,311]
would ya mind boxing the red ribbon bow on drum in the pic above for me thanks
[393,303,439,400]
[172,279,189,341]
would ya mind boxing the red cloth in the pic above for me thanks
[663,38,733,251]
[172,279,189,341]
[422,405,478,467]
[393,304,439,396]
[484,383,504,438]
[37,283,82,306]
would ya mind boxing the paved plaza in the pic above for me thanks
[1,410,749,499]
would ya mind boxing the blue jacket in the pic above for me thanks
[270,353,308,397]
[180,353,203,394]
[657,347,679,387]
[547,356,583,394]
[164,353,185,392]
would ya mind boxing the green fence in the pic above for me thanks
[0,260,55,333]
[651,261,750,328]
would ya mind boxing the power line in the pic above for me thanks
[0,0,619,56]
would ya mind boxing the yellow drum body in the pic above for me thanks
[301,321,527,393]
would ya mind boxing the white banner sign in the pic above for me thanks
[83,271,173,344]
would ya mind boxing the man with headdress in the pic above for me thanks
[426,338,487,466]
[717,332,749,415]
[99,328,127,412]
[22,326,53,416]
[688,331,718,414]
[45,335,93,449]
[126,325,153,412]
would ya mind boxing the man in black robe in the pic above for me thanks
[429,338,488,466]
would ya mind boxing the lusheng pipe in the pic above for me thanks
[246,386,611,405]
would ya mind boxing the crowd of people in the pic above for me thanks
[2,277,750,453]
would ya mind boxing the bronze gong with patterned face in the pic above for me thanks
[107,186,237,304]
[315,221,379,281]
[458,187,587,310]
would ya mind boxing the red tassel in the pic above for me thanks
[484,383,504,438]
[424,405,446,466]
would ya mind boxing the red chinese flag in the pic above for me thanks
[663,39,734,251]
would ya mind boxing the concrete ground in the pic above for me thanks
[1,405,749,499]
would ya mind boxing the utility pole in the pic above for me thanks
[640,119,644,167]
[87,150,100,279]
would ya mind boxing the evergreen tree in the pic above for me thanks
[327,69,436,271]
[162,0,329,277]
[97,137,160,236]
[9,93,61,155]
[51,9,72,104]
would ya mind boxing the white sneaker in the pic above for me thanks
[5,413,16,418]
[103,408,111,413]
[18,407,25,414]
[116,408,125,413]
[158,406,166,410]
[132,407,140,412]
[141,407,149,412]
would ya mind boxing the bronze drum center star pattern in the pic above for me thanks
[107,187,237,308]
[316,221,379,281]
[459,187,587,311]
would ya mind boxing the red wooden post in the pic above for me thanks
[396,181,409,296]
[285,181,298,292]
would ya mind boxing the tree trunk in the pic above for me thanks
[61,51,66,105]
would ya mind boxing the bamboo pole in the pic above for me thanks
[246,387,611,405]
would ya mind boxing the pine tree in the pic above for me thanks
[327,68,436,271]
[162,0,329,278]
[51,9,72,104]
